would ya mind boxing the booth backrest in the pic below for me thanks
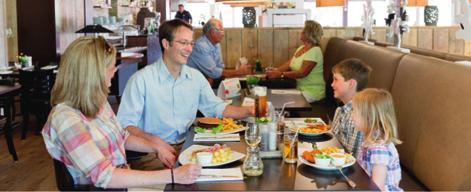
[321,37,471,190]
[391,54,471,190]
[322,37,405,94]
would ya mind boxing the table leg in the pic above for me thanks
[4,95,18,161]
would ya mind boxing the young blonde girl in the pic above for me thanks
[352,88,402,191]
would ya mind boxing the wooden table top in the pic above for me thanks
[165,118,379,191]
[0,84,21,95]
[231,88,312,112]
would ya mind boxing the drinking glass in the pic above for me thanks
[254,86,267,117]
[245,122,261,148]
[283,127,298,163]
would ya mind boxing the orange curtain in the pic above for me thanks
[316,0,345,7]
[407,0,428,6]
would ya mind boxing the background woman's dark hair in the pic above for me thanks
[158,19,193,53]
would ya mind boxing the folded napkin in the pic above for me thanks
[194,133,240,142]
[271,89,301,95]
[196,168,243,182]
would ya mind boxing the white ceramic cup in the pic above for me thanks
[196,152,213,165]
[330,153,346,166]
[315,157,331,166]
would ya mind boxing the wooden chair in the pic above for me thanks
[53,159,127,191]
[19,68,55,138]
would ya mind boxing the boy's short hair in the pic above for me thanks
[332,58,372,91]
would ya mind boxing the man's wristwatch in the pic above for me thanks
[281,72,285,78]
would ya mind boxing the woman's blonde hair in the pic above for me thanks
[352,88,402,145]
[51,36,116,118]
[303,20,323,45]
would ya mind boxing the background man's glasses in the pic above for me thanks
[212,28,224,33]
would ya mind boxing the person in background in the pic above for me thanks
[330,58,372,158]
[42,36,201,189]
[352,88,403,191]
[117,19,253,171]
[187,18,252,86]
[175,4,192,24]
[265,20,325,103]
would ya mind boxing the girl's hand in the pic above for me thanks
[173,164,202,184]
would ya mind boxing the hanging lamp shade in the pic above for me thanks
[76,24,114,34]
[316,0,345,7]
[407,0,428,6]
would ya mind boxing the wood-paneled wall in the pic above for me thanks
[1,0,7,67]
[6,0,18,63]
[193,26,470,69]
[56,0,86,54]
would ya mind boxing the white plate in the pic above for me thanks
[195,126,247,135]
[40,65,57,70]
[0,70,13,75]
[299,154,356,170]
[286,118,328,136]
[0,66,13,71]
[178,145,245,167]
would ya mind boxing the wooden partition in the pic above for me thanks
[193,26,469,69]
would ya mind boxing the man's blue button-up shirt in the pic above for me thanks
[117,58,227,144]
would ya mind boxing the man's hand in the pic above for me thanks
[238,64,252,75]
[149,136,177,168]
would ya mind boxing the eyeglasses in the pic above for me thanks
[173,40,195,47]
[212,28,224,33]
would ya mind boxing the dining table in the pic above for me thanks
[0,84,21,161]
[164,117,379,191]
[229,88,312,113]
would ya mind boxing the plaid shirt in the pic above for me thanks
[42,103,129,188]
[358,142,403,192]
[331,101,363,157]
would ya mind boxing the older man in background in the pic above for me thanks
[187,19,252,86]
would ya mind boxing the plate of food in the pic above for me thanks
[178,144,245,167]
[287,118,330,136]
[195,117,247,135]
[0,70,13,75]
[300,146,355,170]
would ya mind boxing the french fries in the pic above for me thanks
[222,118,243,131]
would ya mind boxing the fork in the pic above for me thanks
[336,166,356,189]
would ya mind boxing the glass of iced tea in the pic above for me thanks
[283,128,298,163]
[254,86,267,117]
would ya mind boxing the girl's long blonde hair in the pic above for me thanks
[51,36,116,118]
[353,88,402,145]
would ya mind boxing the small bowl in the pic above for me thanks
[315,157,331,166]
[196,152,213,165]
[330,153,346,166]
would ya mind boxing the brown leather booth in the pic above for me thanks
[320,37,471,190]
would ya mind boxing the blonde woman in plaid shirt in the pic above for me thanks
[352,89,402,191]
[42,36,201,189]
[330,58,372,157]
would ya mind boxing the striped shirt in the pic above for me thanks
[358,142,403,192]
[331,101,364,157]
[42,102,129,188]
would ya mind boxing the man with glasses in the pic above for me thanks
[117,19,253,170]
[187,19,252,87]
